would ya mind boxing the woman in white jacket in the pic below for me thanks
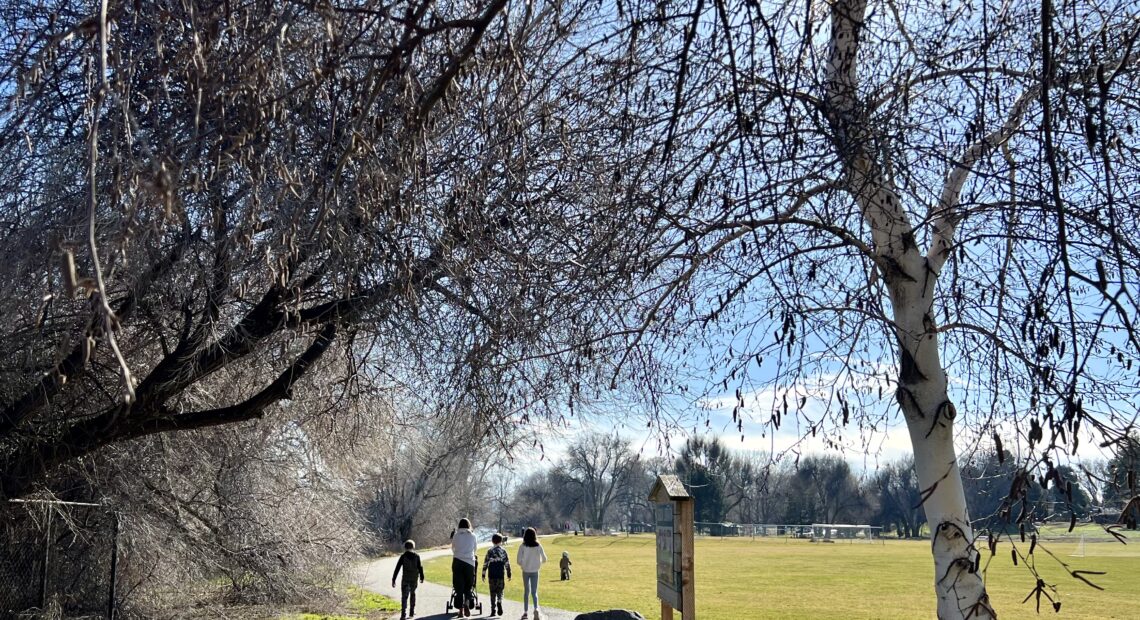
[451,518,478,617]
[515,527,548,619]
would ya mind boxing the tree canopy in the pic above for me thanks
[0,0,656,498]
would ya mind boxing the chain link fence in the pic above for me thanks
[0,500,118,619]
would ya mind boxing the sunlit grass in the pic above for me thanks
[347,586,402,614]
[422,533,1138,619]
[279,584,400,619]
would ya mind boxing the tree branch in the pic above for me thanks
[824,0,914,262]
[0,240,188,437]
[0,323,338,499]
[926,87,1038,274]
[412,0,511,128]
[927,48,1140,274]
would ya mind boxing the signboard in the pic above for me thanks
[655,502,680,608]
[649,474,694,620]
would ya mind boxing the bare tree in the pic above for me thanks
[89,381,372,613]
[481,465,519,535]
[509,468,579,533]
[360,429,472,548]
[782,455,867,525]
[728,451,781,526]
[1102,433,1140,510]
[358,396,522,548]
[0,0,653,499]
[603,0,1140,616]
[561,432,640,529]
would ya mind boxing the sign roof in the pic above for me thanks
[648,474,690,501]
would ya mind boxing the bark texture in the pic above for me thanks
[824,0,994,617]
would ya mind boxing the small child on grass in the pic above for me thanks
[559,551,572,581]
[392,539,425,620]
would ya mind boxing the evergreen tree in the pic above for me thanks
[1104,433,1140,509]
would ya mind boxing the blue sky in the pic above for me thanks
[514,351,1125,480]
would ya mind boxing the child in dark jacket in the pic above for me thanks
[392,540,425,619]
[559,551,572,580]
[481,533,512,616]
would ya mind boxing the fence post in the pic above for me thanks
[40,509,53,609]
[107,512,119,620]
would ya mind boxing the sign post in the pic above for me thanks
[649,474,695,620]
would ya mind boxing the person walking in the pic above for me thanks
[481,532,512,616]
[515,527,547,620]
[451,518,478,617]
[391,539,424,620]
[558,551,572,581]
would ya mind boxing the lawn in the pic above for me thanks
[422,534,1139,619]
[280,586,401,620]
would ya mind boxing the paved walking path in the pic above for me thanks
[354,544,580,620]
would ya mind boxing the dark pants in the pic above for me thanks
[488,576,505,608]
[452,558,476,608]
[400,582,417,615]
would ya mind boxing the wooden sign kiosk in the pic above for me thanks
[649,474,695,620]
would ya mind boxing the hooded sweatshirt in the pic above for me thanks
[392,550,424,586]
[516,542,547,573]
[452,527,478,567]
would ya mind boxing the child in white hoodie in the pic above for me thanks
[516,527,548,620]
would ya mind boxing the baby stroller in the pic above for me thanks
[446,556,483,617]
[445,587,484,616]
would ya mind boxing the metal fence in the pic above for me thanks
[694,521,882,540]
[0,500,118,619]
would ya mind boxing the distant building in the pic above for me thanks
[628,522,653,534]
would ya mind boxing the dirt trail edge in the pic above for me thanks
[355,543,580,620]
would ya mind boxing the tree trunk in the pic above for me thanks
[824,0,997,615]
[888,261,996,620]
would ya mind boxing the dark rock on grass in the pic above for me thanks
[573,611,647,620]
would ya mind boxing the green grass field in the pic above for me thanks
[280,585,401,620]
[423,533,1138,619]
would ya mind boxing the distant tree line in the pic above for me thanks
[466,433,1140,538]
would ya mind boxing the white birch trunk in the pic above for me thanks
[888,258,996,620]
[824,1,997,617]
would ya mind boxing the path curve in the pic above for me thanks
[355,543,580,620]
